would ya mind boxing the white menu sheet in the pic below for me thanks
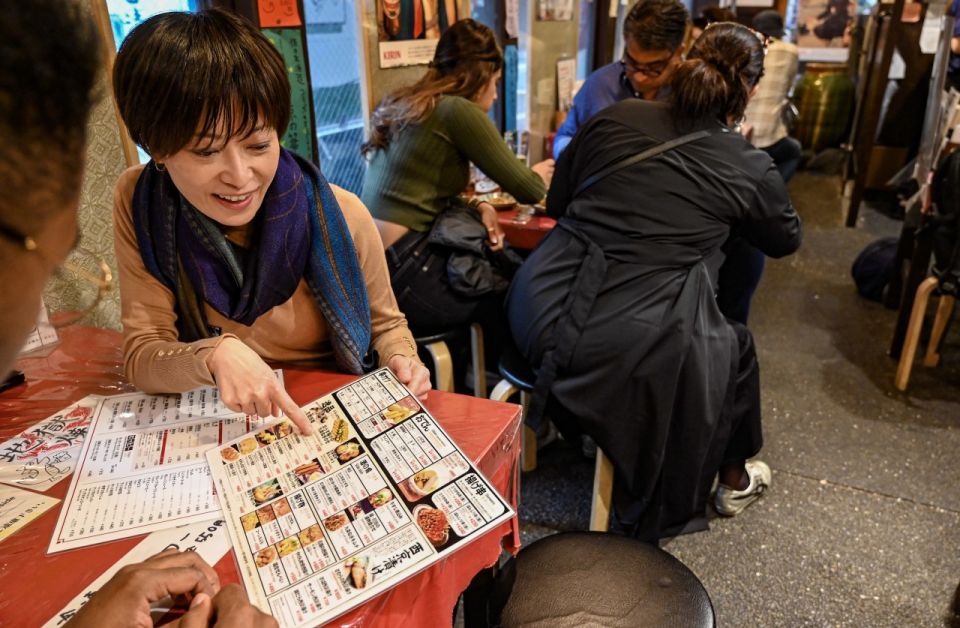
[47,376,283,554]
[207,368,514,628]
[0,396,100,491]
[0,485,60,543]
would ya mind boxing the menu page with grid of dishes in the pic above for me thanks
[207,368,514,628]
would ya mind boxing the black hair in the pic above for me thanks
[0,0,100,229]
[669,23,765,125]
[623,0,689,52]
[113,9,290,158]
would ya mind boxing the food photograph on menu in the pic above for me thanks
[206,368,513,628]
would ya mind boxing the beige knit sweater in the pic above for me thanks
[113,165,419,393]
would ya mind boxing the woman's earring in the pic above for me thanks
[155,162,166,172]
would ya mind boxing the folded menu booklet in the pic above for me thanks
[207,368,514,628]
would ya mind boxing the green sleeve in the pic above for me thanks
[438,97,546,204]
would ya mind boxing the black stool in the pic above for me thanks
[415,323,485,395]
[491,532,715,628]
[489,343,615,531]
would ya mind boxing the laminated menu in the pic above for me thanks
[207,368,514,628]
[47,375,283,553]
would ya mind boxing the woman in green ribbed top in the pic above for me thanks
[360,18,553,340]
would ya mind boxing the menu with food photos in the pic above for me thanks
[207,368,514,628]
[47,375,284,554]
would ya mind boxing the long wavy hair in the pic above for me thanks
[362,19,503,156]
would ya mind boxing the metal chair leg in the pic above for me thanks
[470,323,486,398]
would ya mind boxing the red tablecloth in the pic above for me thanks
[498,209,556,251]
[0,327,521,627]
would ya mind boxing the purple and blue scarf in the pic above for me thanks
[132,149,373,374]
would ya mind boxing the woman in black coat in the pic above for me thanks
[506,23,802,541]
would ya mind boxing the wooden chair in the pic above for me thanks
[489,341,615,531]
[894,276,956,390]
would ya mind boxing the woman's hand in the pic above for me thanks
[387,354,431,398]
[531,158,556,188]
[205,337,312,435]
[476,201,505,252]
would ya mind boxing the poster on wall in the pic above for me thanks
[375,0,458,68]
[263,28,315,158]
[537,0,574,21]
[796,0,855,62]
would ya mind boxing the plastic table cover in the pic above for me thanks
[0,326,522,627]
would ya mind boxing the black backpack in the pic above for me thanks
[852,236,899,302]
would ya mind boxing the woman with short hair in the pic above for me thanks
[507,23,802,541]
[112,9,429,432]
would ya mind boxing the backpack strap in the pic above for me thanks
[572,129,712,198]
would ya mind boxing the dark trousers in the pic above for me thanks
[385,231,507,391]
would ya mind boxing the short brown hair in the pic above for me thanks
[113,9,290,158]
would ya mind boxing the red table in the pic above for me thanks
[0,327,521,627]
[498,208,556,251]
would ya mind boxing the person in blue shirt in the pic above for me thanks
[948,0,960,91]
[552,0,689,159]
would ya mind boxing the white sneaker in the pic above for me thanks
[714,460,771,516]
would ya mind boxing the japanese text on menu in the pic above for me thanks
[207,368,513,628]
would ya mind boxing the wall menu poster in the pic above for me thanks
[47,376,284,554]
[375,0,458,68]
[207,368,514,628]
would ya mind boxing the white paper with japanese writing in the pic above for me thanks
[206,368,514,628]
[47,373,284,553]
[43,518,231,627]
[0,484,59,543]
[0,396,100,491]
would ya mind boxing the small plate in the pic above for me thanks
[478,192,517,211]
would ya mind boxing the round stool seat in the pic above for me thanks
[498,339,535,391]
[499,532,715,628]
[413,328,462,346]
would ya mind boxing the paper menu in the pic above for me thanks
[0,485,60,543]
[46,379,281,554]
[207,368,514,628]
[0,396,99,491]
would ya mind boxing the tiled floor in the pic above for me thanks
[512,172,960,627]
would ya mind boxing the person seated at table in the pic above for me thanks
[111,9,430,431]
[552,0,688,159]
[360,18,553,384]
[506,23,802,541]
[1,3,274,626]
[690,5,737,41]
